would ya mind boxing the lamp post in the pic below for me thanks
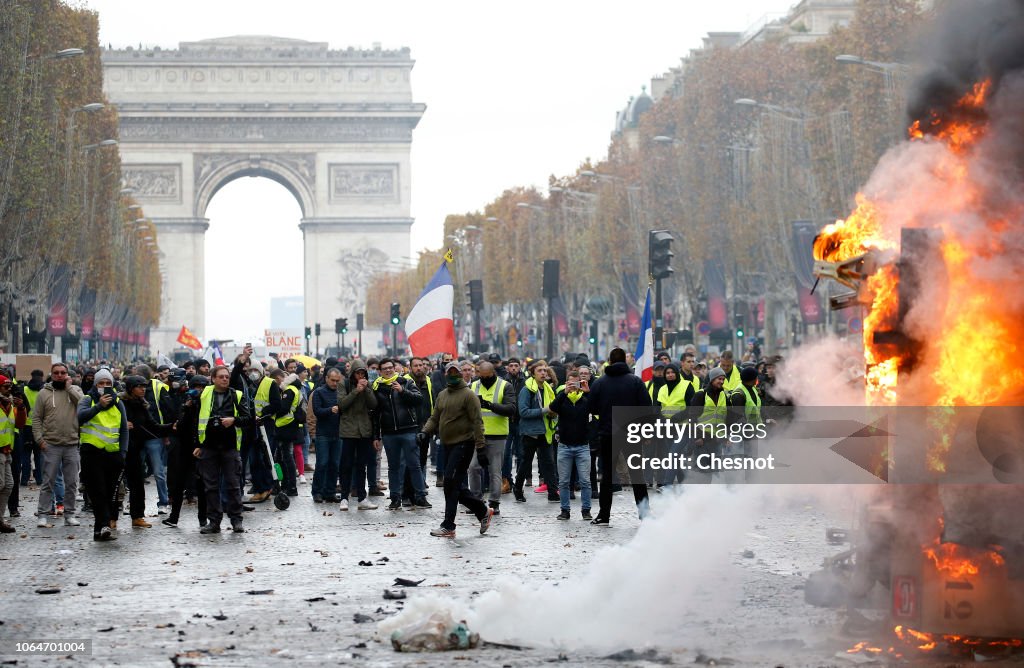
[835,54,910,145]
[63,102,104,206]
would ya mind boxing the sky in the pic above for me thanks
[82,0,796,341]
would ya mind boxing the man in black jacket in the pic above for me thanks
[588,347,652,526]
[195,365,251,533]
[549,369,592,520]
[372,358,428,510]
[501,357,526,491]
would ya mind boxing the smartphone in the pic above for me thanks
[103,387,115,397]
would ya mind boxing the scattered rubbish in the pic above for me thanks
[155,623,175,629]
[353,613,375,624]
[377,556,389,562]
[305,596,326,603]
[35,588,60,595]
[429,583,451,588]
[212,612,228,621]
[314,550,329,558]
[383,589,407,600]
[389,610,480,652]
[308,622,321,632]
[834,650,877,665]
[603,648,672,663]
[98,627,115,633]
[511,552,525,556]
[280,562,295,566]
[693,652,736,665]
[482,640,528,651]
[192,613,204,618]
[349,642,367,649]
[244,565,254,573]
[358,560,374,566]
[393,578,424,587]
[77,582,88,587]
[384,532,397,537]
[244,590,274,595]
[56,549,72,555]
[742,550,756,559]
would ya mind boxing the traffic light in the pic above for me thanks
[340,318,348,334]
[649,229,674,280]
[466,280,484,311]
[390,303,401,326]
[315,322,321,337]
[334,318,344,334]
[588,321,598,345]
[736,327,745,339]
[304,326,311,340]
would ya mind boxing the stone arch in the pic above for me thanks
[193,153,316,219]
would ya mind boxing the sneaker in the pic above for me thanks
[312,494,324,503]
[157,505,169,515]
[0,522,15,533]
[242,504,254,512]
[231,521,245,533]
[55,504,64,516]
[581,509,593,520]
[94,527,116,541]
[413,497,432,509]
[402,499,413,508]
[132,518,152,528]
[64,516,81,527]
[369,487,385,497]
[37,516,48,528]
[9,510,20,518]
[161,518,178,528]
[430,526,455,538]
[338,499,349,511]
[435,475,444,488]
[386,500,402,511]
[533,483,547,494]
[557,509,570,520]
[514,488,526,503]
[200,524,221,534]
[548,492,560,503]
[479,508,494,535]
[590,517,611,527]
[299,475,307,484]
[357,499,378,510]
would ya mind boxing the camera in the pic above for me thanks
[210,417,223,428]
[169,368,188,392]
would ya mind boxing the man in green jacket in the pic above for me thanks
[419,362,492,538]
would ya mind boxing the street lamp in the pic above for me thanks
[835,54,908,73]
[652,135,680,145]
[734,98,805,119]
[64,103,106,205]
[82,139,118,151]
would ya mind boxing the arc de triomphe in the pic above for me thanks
[102,36,425,353]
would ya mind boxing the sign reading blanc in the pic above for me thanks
[264,328,304,357]
[329,163,398,201]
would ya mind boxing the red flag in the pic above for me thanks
[177,325,202,350]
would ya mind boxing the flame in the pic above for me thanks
[895,626,1024,654]
[924,541,1005,579]
[813,195,896,263]
[908,80,991,152]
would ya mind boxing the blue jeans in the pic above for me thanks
[502,425,521,480]
[312,434,341,499]
[143,438,169,505]
[557,444,592,512]
[302,430,311,473]
[382,432,425,501]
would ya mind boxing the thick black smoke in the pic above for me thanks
[908,0,1024,123]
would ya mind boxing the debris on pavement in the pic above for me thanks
[244,590,274,595]
[693,652,736,665]
[353,613,375,624]
[602,648,672,663]
[383,589,407,600]
[389,610,480,652]
[35,588,60,595]
[393,577,424,587]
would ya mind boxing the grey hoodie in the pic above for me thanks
[31,382,85,446]
[337,359,378,439]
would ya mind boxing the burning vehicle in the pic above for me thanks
[805,0,1024,658]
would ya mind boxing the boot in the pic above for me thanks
[501,478,511,494]
[132,518,152,528]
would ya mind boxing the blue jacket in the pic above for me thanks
[517,379,554,439]
[311,384,340,439]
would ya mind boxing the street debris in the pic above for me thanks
[393,577,424,587]
[383,589,407,600]
[389,610,480,652]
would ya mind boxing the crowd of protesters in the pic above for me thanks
[0,344,787,539]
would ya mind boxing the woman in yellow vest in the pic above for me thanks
[655,363,695,487]
[77,369,129,541]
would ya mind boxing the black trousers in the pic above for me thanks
[597,433,648,521]
[80,446,124,534]
[442,441,487,531]
[514,435,558,498]
[197,448,243,526]
[166,442,206,525]
[124,441,147,519]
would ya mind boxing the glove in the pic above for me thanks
[416,432,429,448]
[479,398,492,410]
[475,448,489,469]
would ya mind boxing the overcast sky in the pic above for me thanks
[82,0,795,342]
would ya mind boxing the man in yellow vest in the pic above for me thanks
[468,361,516,516]
[688,366,730,483]
[726,366,767,482]
[717,351,742,393]
[194,365,251,534]
[0,374,27,533]
[76,368,128,541]
[19,369,45,489]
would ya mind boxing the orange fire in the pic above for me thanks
[895,625,1024,654]
[924,541,1005,579]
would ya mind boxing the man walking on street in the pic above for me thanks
[31,364,84,529]
[419,362,493,538]
[588,347,653,526]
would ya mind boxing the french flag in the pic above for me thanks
[406,258,457,357]
[210,341,225,366]
[634,286,654,382]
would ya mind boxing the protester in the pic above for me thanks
[548,368,592,520]
[372,358,428,510]
[30,364,83,529]
[337,359,380,509]
[195,365,251,534]
[467,361,516,516]
[513,359,559,503]
[78,369,129,541]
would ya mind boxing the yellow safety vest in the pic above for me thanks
[23,387,39,426]
[150,379,169,423]
[471,378,508,436]
[275,386,302,428]
[404,374,433,412]
[682,374,701,395]
[721,366,741,393]
[0,406,15,449]
[645,380,656,401]
[733,384,762,425]
[525,377,556,444]
[198,386,243,450]
[80,398,122,453]
[255,376,274,417]
[657,382,689,418]
[698,390,728,427]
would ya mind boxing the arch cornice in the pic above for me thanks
[193,152,316,218]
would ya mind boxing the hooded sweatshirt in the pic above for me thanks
[32,381,85,446]
[588,361,652,436]
[421,377,485,450]
[337,359,378,439]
